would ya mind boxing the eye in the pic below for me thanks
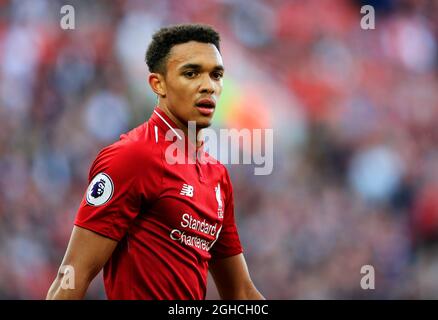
[184,71,198,78]
[211,72,223,80]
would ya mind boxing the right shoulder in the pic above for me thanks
[89,134,161,181]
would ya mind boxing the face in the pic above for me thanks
[160,41,224,129]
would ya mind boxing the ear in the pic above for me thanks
[148,73,166,98]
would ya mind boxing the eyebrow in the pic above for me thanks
[179,63,224,72]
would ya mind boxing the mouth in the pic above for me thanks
[195,99,216,116]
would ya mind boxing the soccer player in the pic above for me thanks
[46,24,264,300]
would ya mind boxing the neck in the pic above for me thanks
[157,102,203,148]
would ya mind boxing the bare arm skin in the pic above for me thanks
[209,253,265,300]
[46,226,118,299]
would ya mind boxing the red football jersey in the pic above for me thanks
[74,107,243,299]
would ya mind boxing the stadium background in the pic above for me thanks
[1,0,438,299]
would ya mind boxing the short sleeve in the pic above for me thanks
[74,140,159,241]
[210,169,243,260]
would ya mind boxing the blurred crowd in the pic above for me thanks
[1,0,438,299]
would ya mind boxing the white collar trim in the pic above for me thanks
[153,110,183,140]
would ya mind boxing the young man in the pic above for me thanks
[47,24,264,300]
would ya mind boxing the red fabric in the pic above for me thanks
[75,107,243,299]
[413,184,438,239]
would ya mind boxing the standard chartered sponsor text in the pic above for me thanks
[170,213,220,251]
[181,213,218,236]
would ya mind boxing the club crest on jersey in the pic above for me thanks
[86,172,114,206]
[215,183,224,219]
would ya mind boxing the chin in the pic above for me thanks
[196,120,212,129]
[189,113,214,129]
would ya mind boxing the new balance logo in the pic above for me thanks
[180,184,194,197]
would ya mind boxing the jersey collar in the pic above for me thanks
[150,106,205,152]
[151,107,183,140]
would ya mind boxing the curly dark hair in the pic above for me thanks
[145,24,221,74]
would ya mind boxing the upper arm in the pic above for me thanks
[58,225,118,286]
[209,253,264,300]
[47,225,118,299]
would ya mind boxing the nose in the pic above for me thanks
[199,74,215,94]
